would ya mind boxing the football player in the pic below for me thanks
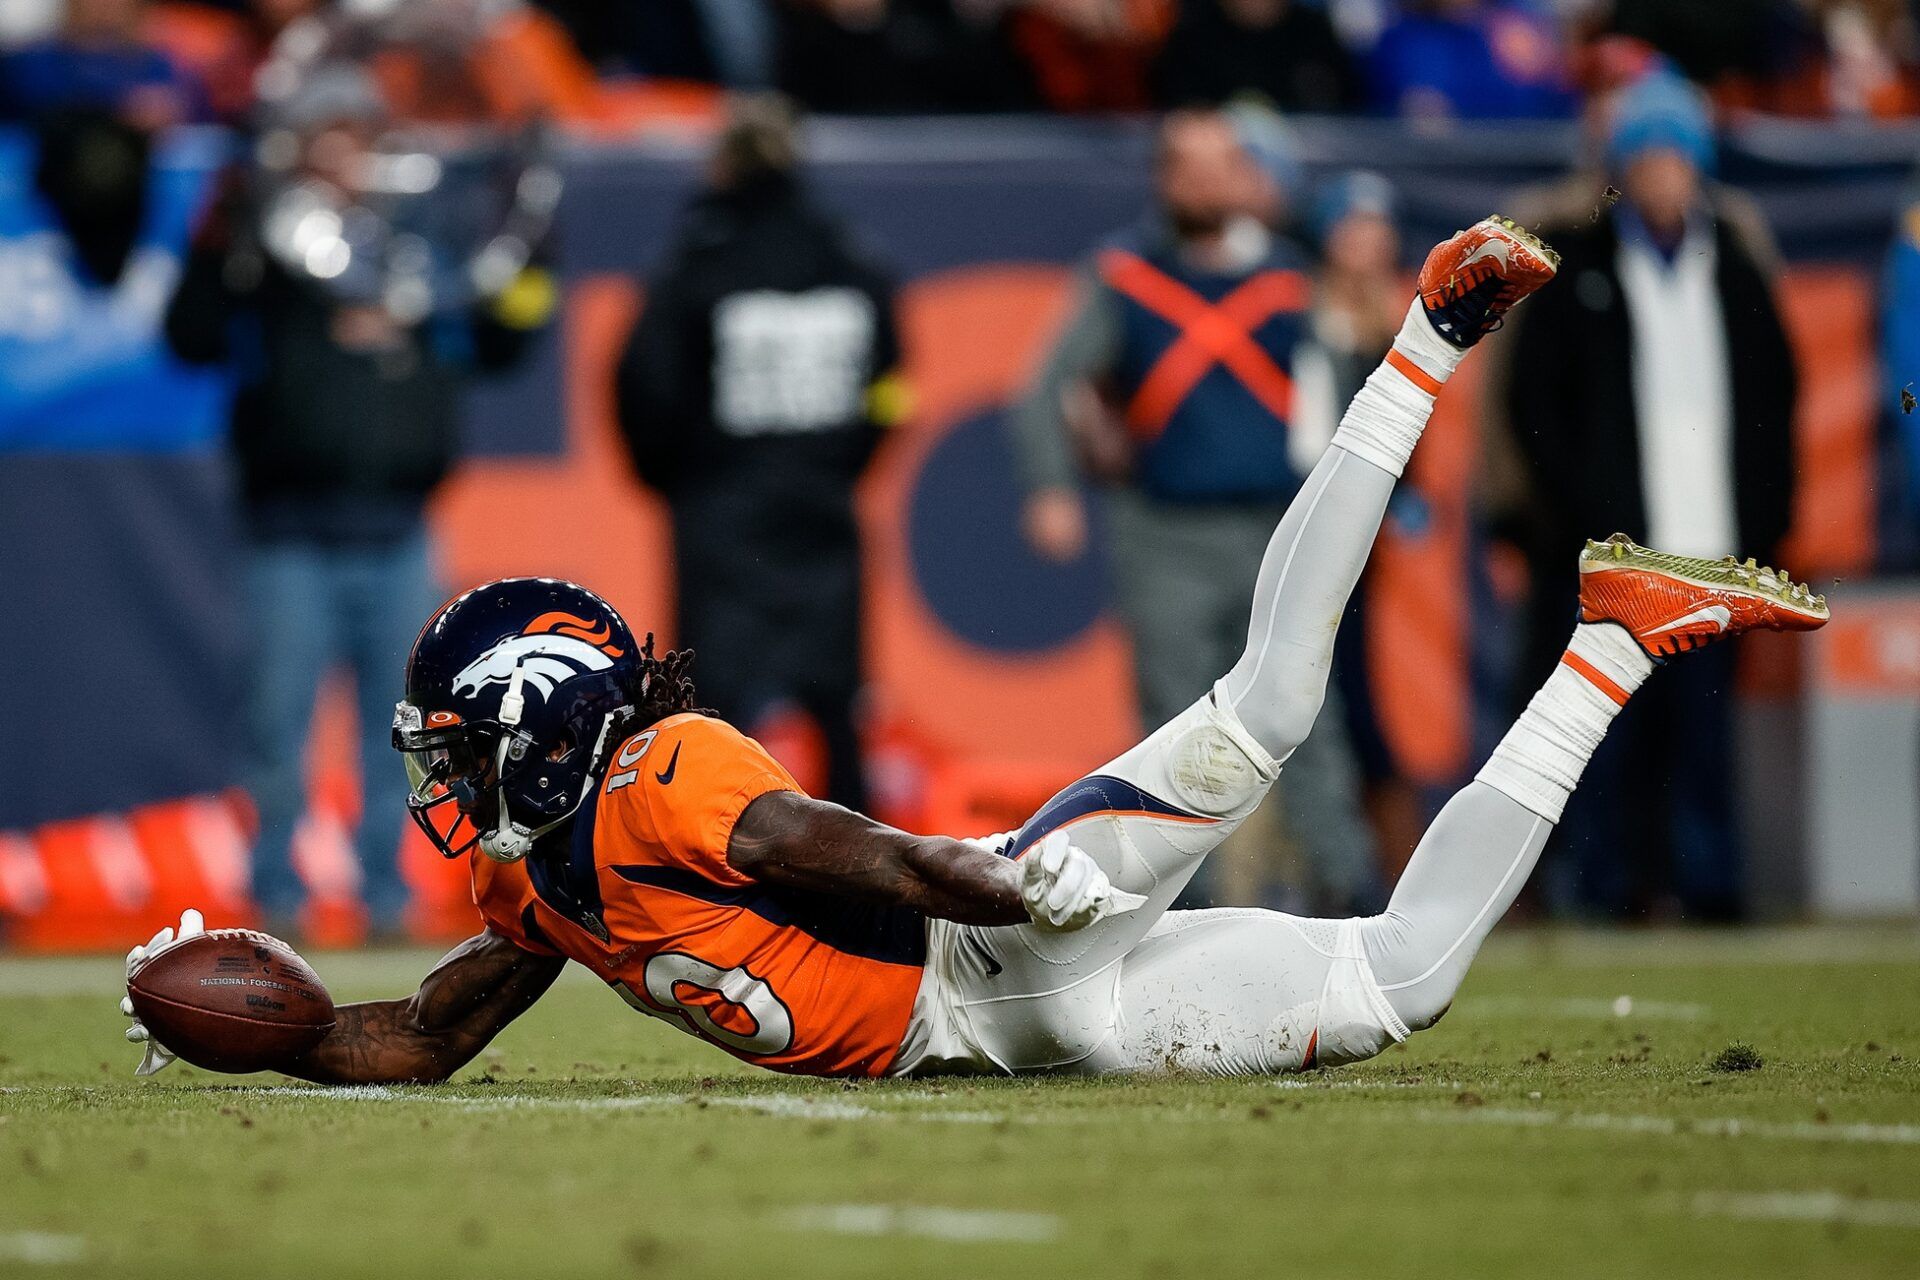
[123,217,1828,1081]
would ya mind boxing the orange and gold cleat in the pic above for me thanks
[1578,533,1830,660]
[1416,216,1560,349]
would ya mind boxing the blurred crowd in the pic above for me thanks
[10,0,1920,126]
[4,0,1918,937]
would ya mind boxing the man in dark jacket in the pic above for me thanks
[1504,73,1797,921]
[165,67,554,935]
[616,95,905,812]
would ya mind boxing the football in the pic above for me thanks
[125,930,335,1074]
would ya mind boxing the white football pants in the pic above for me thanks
[901,436,1564,1077]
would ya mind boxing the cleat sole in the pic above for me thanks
[1484,215,1562,273]
[1579,533,1830,625]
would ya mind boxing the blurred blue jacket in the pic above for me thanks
[1878,206,1920,558]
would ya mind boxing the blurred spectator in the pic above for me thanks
[1006,0,1173,114]
[1009,109,1379,912]
[1294,172,1405,434]
[162,0,324,126]
[774,0,1036,113]
[29,107,151,288]
[530,0,773,86]
[616,95,905,811]
[1604,0,1826,114]
[1485,49,1782,559]
[1875,185,1920,569]
[1814,0,1920,118]
[163,65,556,936]
[0,0,205,127]
[1153,0,1361,113]
[531,0,715,79]
[1503,73,1798,921]
[0,0,60,45]
[1366,0,1574,121]
[1289,170,1419,878]
[0,102,230,451]
[204,0,647,130]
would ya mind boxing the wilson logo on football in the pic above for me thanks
[450,612,626,704]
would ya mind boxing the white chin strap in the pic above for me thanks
[480,665,536,861]
[474,664,612,863]
[479,723,554,863]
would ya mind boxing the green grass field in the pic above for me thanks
[2,925,1917,1279]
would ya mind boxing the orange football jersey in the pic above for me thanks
[470,713,926,1077]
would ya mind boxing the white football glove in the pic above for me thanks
[120,908,205,1077]
[960,830,1018,858]
[1019,831,1147,932]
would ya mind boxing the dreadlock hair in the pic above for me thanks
[631,632,712,726]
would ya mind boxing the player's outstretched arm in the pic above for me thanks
[281,929,564,1085]
[728,792,1142,932]
[729,792,1026,926]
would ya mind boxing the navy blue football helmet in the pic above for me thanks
[394,578,641,862]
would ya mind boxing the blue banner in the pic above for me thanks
[0,127,231,451]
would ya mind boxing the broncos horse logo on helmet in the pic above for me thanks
[393,579,696,864]
[450,614,626,705]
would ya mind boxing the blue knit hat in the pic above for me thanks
[1311,170,1398,245]
[1607,72,1715,176]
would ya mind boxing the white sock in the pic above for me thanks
[1329,299,1468,478]
[1475,622,1654,823]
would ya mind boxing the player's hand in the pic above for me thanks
[1020,832,1146,932]
[120,908,205,1076]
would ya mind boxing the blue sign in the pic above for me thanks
[0,126,230,451]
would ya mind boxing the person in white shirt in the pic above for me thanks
[1503,72,1799,922]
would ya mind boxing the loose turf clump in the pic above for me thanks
[1709,1042,1764,1073]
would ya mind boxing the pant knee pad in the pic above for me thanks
[1156,685,1280,820]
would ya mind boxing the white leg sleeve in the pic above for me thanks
[1217,307,1460,763]
[1358,782,1552,1032]
[1354,624,1650,1029]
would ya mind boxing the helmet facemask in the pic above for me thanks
[393,686,626,864]
[393,700,500,860]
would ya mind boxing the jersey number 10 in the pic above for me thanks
[613,952,795,1057]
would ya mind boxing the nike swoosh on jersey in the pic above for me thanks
[655,741,682,785]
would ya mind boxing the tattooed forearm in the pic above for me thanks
[282,930,564,1084]
[727,791,1025,926]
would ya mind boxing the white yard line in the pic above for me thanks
[777,1204,1061,1243]
[1461,996,1708,1021]
[0,1233,86,1265]
[1472,926,1920,971]
[11,1082,1919,1148]
[249,1084,407,1102]
[236,1084,1008,1122]
[1689,1191,1920,1229]
[1272,1078,1465,1091]
[1424,1107,1920,1146]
